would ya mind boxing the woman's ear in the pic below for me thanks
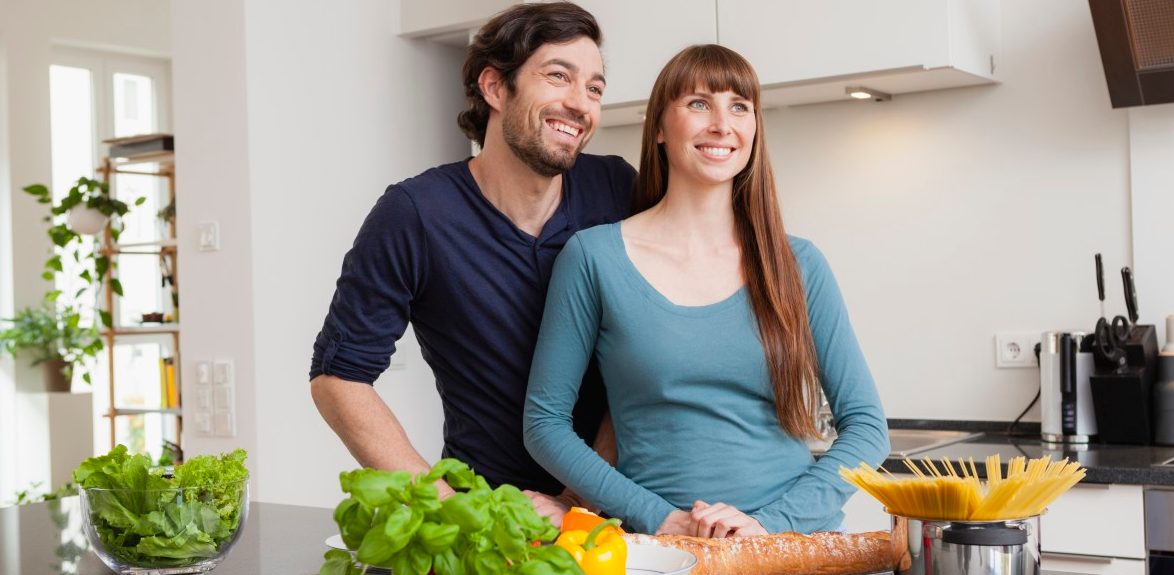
[478,67,506,112]
[656,128,664,144]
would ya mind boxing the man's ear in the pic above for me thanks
[478,67,507,113]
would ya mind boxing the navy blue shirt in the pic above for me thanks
[311,154,634,493]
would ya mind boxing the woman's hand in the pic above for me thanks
[689,501,768,538]
[655,509,696,535]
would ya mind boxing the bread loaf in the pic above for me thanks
[624,530,896,575]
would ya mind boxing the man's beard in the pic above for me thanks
[502,107,588,178]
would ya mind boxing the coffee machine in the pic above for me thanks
[1040,331,1097,443]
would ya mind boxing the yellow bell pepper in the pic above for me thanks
[555,518,626,575]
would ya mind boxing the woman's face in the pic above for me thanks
[657,87,756,189]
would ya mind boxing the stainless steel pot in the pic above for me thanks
[891,515,1040,575]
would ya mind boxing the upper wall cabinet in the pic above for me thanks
[719,0,1001,107]
[576,0,717,125]
[400,0,516,44]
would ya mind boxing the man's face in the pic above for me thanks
[499,36,605,177]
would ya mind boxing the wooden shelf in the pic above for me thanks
[107,407,182,417]
[110,239,177,255]
[103,325,180,336]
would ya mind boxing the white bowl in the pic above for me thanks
[625,542,697,575]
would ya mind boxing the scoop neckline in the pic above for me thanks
[608,222,747,317]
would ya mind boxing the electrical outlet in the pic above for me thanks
[197,222,220,251]
[995,331,1041,368]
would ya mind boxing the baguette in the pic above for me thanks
[624,530,897,575]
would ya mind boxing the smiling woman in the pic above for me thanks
[524,44,889,537]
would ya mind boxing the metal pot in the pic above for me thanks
[891,514,1040,575]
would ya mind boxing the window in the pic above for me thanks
[49,47,172,460]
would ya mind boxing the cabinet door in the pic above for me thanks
[576,0,717,106]
[1041,555,1146,575]
[842,488,891,533]
[400,0,516,39]
[717,0,949,86]
[1040,484,1146,560]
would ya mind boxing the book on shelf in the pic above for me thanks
[159,356,178,409]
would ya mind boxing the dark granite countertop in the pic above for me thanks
[884,419,1174,486]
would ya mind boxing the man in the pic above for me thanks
[309,2,632,523]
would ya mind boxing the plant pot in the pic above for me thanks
[68,206,109,235]
[42,358,72,392]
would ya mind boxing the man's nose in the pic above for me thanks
[563,84,592,116]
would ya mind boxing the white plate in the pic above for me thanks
[323,536,696,575]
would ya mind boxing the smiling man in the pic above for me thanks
[309,2,633,524]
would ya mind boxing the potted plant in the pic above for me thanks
[0,302,104,391]
[23,177,144,328]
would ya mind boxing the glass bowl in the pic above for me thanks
[80,478,249,574]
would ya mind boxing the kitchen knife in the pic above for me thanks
[1122,266,1139,324]
[1096,253,1105,318]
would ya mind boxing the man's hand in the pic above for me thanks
[688,500,768,538]
[524,490,577,527]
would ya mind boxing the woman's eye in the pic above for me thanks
[688,100,708,110]
[732,103,750,113]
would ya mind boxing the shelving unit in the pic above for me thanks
[95,136,182,456]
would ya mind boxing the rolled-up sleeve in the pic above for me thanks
[309,186,428,384]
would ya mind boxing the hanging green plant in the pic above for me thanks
[23,177,144,328]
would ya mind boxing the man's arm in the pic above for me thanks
[310,374,454,496]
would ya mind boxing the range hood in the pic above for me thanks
[1089,0,1174,108]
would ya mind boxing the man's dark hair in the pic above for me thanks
[458,2,602,148]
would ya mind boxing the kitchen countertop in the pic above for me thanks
[1,498,1090,575]
[885,419,1174,485]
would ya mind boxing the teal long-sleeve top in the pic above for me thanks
[523,223,889,535]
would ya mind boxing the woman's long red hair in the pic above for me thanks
[633,44,820,439]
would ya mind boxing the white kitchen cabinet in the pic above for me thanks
[1040,555,1146,575]
[399,0,515,44]
[574,0,717,123]
[717,0,1000,107]
[1041,483,1146,560]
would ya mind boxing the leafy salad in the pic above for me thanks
[74,445,249,567]
[321,458,584,575]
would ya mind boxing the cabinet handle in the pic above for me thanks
[1042,552,1115,564]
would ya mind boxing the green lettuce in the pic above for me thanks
[74,445,249,567]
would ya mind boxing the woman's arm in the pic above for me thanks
[750,241,890,533]
[523,235,679,534]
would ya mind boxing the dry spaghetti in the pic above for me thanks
[839,455,1085,521]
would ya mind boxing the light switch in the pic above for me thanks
[213,360,233,386]
[197,388,212,409]
[198,222,220,252]
[213,411,235,437]
[213,387,231,411]
[194,413,213,436]
[196,361,211,385]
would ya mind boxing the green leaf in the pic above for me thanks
[417,521,460,554]
[490,518,526,559]
[343,469,411,508]
[432,548,465,575]
[466,549,506,575]
[135,196,147,206]
[41,271,53,281]
[356,523,395,566]
[47,255,63,272]
[110,278,124,296]
[381,506,422,553]
[440,493,490,534]
[99,310,113,329]
[22,183,49,197]
[318,549,356,575]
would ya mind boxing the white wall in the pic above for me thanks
[588,0,1139,421]
[0,0,170,503]
[1129,104,1174,350]
[172,0,466,507]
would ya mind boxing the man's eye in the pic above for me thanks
[589,85,604,97]
[549,72,568,82]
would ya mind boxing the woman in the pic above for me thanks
[523,44,888,537]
